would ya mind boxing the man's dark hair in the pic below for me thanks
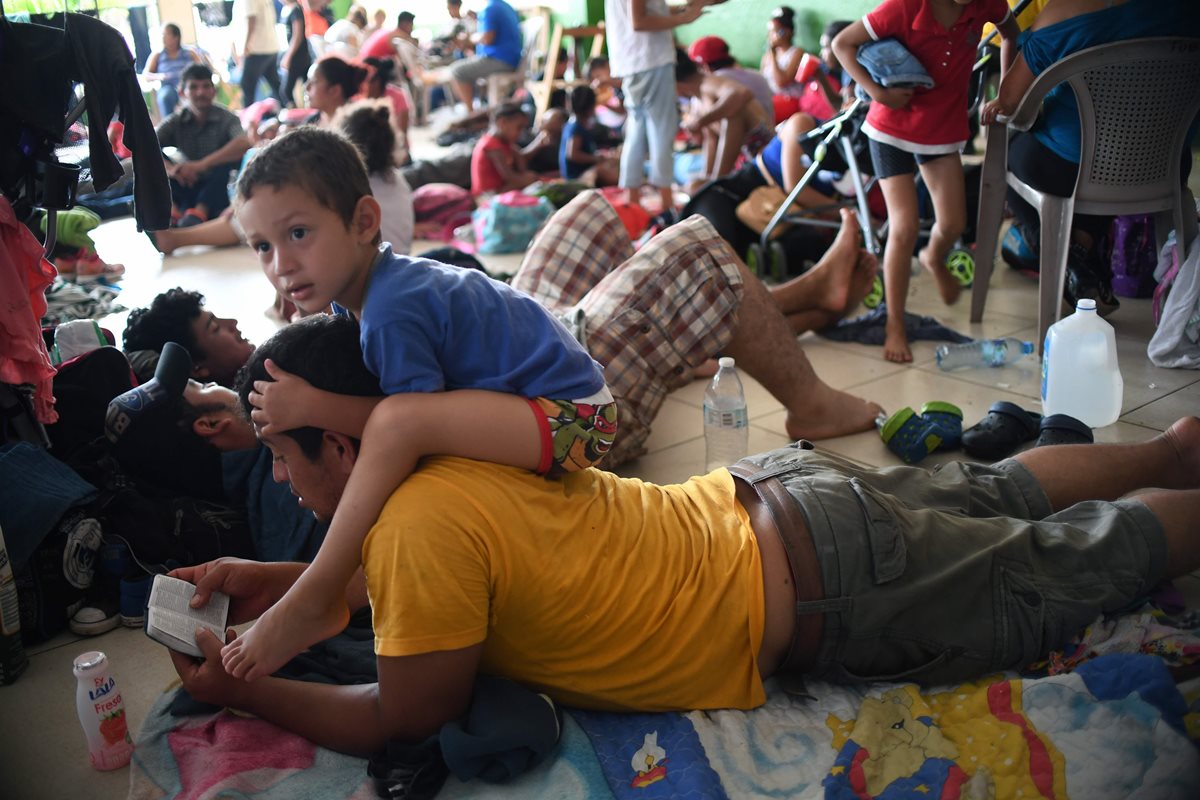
[236,315,382,460]
[163,23,182,39]
[675,48,699,82]
[490,101,527,124]
[180,63,213,86]
[397,10,415,26]
[112,395,228,501]
[447,0,461,7]
[123,288,205,362]
[236,126,374,238]
[568,84,596,117]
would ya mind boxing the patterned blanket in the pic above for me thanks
[129,652,1200,800]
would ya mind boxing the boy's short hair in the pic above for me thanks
[397,11,415,26]
[123,287,205,363]
[180,63,213,86]
[236,126,374,238]
[237,315,382,460]
[568,85,596,117]
[491,101,528,124]
[674,48,699,82]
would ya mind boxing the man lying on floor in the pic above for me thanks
[166,313,1200,757]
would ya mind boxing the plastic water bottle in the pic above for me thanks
[935,338,1034,370]
[1042,298,1123,428]
[0,524,29,686]
[74,650,135,770]
[704,357,749,472]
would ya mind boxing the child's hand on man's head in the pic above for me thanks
[247,358,314,436]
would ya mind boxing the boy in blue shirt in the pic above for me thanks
[560,85,621,185]
[220,126,617,680]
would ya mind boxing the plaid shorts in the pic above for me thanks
[511,191,745,466]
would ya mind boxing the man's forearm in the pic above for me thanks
[239,678,394,756]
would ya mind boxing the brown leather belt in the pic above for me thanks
[732,471,825,673]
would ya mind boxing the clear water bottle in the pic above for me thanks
[0,524,29,685]
[74,650,135,770]
[704,357,749,472]
[1042,299,1123,428]
[935,337,1034,370]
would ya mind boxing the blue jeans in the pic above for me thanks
[169,162,238,217]
[156,83,180,119]
[619,62,676,191]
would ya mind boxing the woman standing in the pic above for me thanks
[280,0,314,108]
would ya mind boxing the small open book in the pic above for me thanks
[145,574,230,658]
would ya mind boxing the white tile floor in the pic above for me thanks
[2,132,1198,798]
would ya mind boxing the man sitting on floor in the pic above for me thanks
[166,312,1200,757]
[156,64,251,227]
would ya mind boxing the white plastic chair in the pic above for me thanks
[479,13,547,107]
[970,37,1200,347]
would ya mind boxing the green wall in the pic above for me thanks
[675,0,874,66]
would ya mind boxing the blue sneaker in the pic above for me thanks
[1001,224,1039,275]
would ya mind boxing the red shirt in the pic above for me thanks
[360,28,398,59]
[862,0,1010,151]
[470,133,514,196]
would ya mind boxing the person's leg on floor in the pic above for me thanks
[915,153,965,305]
[148,215,242,255]
[722,253,883,440]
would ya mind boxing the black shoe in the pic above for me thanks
[1063,243,1119,317]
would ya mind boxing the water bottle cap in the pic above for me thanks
[1021,341,1034,354]
[1076,298,1097,311]
[718,356,735,369]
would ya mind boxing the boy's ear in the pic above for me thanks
[352,195,383,244]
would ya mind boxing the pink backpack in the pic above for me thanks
[412,183,475,242]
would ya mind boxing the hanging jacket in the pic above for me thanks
[0,12,170,230]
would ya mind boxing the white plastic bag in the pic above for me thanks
[1148,232,1200,368]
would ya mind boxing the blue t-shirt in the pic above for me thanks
[756,135,836,197]
[559,118,597,179]
[1021,0,1197,163]
[478,0,523,68]
[336,246,606,399]
[222,446,327,563]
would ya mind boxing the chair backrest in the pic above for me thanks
[515,13,547,77]
[1012,37,1200,212]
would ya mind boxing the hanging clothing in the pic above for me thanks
[0,196,59,424]
[0,13,171,231]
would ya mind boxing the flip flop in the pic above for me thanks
[961,401,1041,460]
[1034,414,1093,448]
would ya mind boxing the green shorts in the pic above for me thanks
[733,442,1168,686]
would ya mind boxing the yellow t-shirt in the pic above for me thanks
[362,457,767,712]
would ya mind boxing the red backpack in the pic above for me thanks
[411,183,475,242]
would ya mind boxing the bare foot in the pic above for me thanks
[220,591,350,681]
[883,326,913,363]
[810,208,863,314]
[145,229,176,256]
[843,250,878,316]
[784,382,884,440]
[919,246,962,305]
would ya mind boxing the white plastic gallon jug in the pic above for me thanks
[1041,299,1123,427]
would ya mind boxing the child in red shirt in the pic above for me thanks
[834,0,1019,362]
[470,102,538,197]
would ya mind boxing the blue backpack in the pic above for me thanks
[472,191,554,254]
